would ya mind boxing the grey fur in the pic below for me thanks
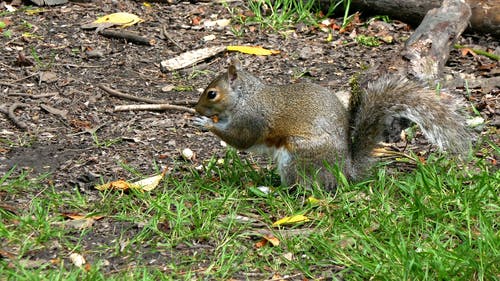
[195,66,471,190]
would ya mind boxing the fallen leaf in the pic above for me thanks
[95,179,130,191]
[226,45,280,56]
[63,218,95,230]
[203,34,216,41]
[272,214,310,227]
[263,234,280,246]
[39,71,58,83]
[0,249,16,259]
[93,12,143,27]
[25,8,47,15]
[204,18,231,28]
[0,19,11,31]
[254,238,267,248]
[466,116,485,127]
[81,12,144,30]
[307,196,321,205]
[132,169,167,191]
[271,273,284,281]
[181,148,195,160]
[215,19,231,27]
[95,169,167,192]
[282,252,294,261]
[56,213,104,230]
[4,5,16,12]
[69,253,86,268]
[460,47,477,57]
[63,213,104,220]
[248,186,271,197]
[192,16,201,26]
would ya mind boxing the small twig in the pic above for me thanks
[13,73,39,83]
[0,103,29,130]
[68,122,108,137]
[161,25,185,51]
[99,84,197,106]
[0,81,16,88]
[114,104,196,114]
[261,273,303,281]
[40,104,68,119]
[99,84,161,104]
[53,63,103,68]
[8,92,58,99]
[98,29,155,46]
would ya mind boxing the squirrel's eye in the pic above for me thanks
[207,90,217,99]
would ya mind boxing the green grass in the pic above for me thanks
[229,0,351,31]
[1,150,498,280]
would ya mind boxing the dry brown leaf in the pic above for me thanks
[254,238,267,248]
[263,234,280,246]
[460,47,477,57]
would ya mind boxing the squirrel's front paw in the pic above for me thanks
[193,116,213,129]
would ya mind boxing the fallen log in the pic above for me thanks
[324,0,499,38]
[395,0,472,82]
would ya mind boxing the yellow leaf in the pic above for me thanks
[272,214,310,227]
[95,169,167,192]
[307,196,321,205]
[25,8,47,15]
[95,179,131,191]
[143,2,151,7]
[326,32,333,42]
[93,12,143,28]
[22,32,43,40]
[226,45,280,56]
[130,171,165,191]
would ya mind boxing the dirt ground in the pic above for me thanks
[0,0,498,274]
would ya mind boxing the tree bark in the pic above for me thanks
[326,0,499,38]
[396,0,472,83]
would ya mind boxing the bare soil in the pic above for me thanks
[0,0,498,275]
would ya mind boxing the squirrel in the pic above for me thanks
[193,60,471,191]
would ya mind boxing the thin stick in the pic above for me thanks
[99,84,197,106]
[114,104,196,114]
[8,92,58,99]
[0,81,16,87]
[161,25,185,51]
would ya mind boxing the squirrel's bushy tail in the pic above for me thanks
[350,75,471,178]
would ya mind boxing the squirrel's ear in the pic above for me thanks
[228,64,238,82]
[230,57,242,70]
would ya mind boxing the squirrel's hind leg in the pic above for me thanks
[274,136,351,191]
